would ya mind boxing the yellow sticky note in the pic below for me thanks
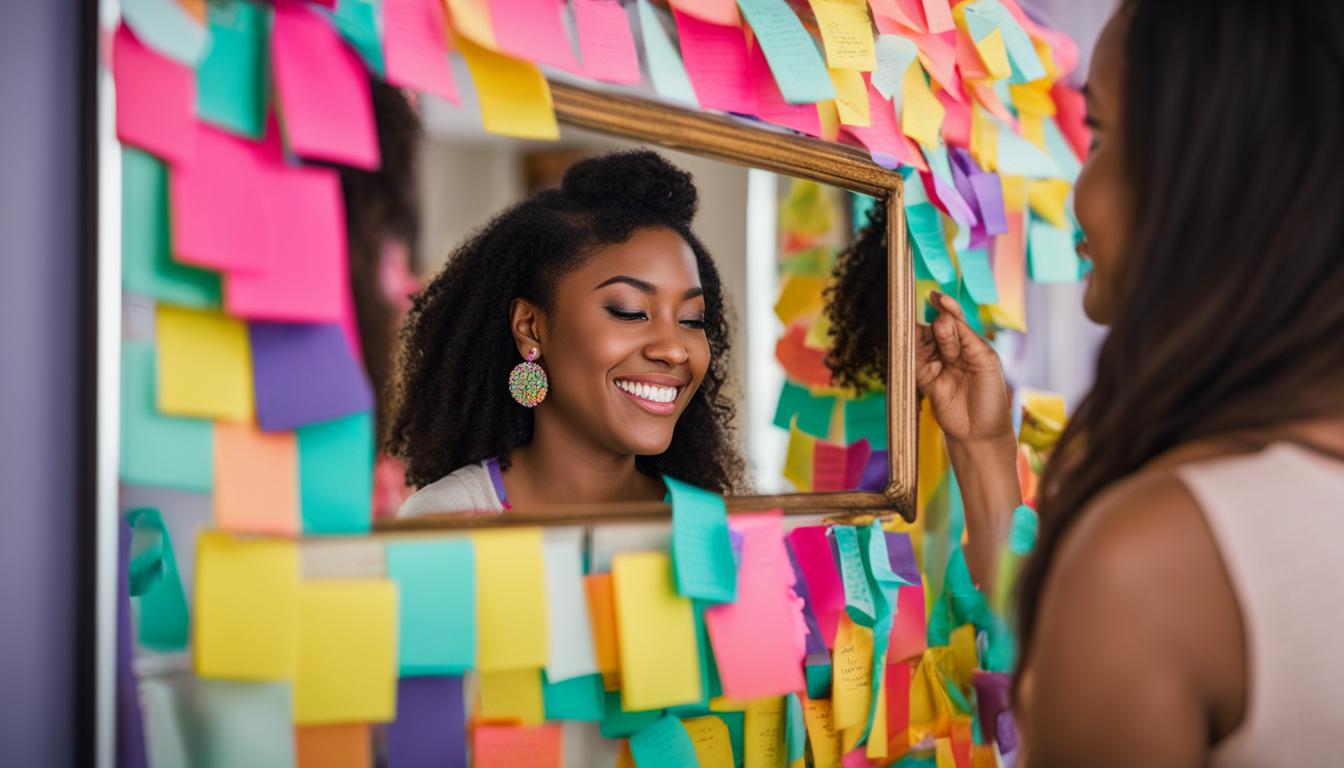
[969,103,998,172]
[801,697,842,768]
[1000,174,1028,213]
[478,668,545,725]
[294,579,398,724]
[829,68,870,127]
[1009,82,1055,117]
[611,552,702,710]
[810,0,876,71]
[804,312,833,351]
[1028,179,1071,228]
[444,0,495,48]
[972,27,1011,80]
[683,716,735,768]
[710,697,751,712]
[744,697,786,768]
[194,532,299,680]
[474,529,548,672]
[901,63,945,150]
[774,274,826,325]
[949,624,979,684]
[457,36,559,141]
[910,650,952,743]
[817,99,841,141]
[831,615,873,730]
[935,737,956,768]
[213,422,298,535]
[1019,112,1045,149]
[155,305,254,422]
[783,424,817,492]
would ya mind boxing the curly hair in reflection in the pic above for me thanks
[824,204,889,392]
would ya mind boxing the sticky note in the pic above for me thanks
[250,322,373,432]
[988,211,1026,331]
[670,0,739,26]
[543,672,606,721]
[169,120,276,274]
[845,80,926,171]
[272,3,380,170]
[744,697,787,768]
[456,35,560,140]
[705,513,806,699]
[996,127,1062,178]
[970,172,1008,237]
[479,668,545,725]
[871,35,919,101]
[611,552,702,710]
[600,690,663,738]
[774,381,836,439]
[194,533,299,679]
[675,10,756,114]
[573,0,642,84]
[295,724,371,768]
[802,697,842,768]
[585,573,622,690]
[788,527,846,648]
[121,148,220,309]
[1027,217,1079,283]
[811,0,876,71]
[445,0,496,47]
[473,724,563,768]
[832,526,875,624]
[963,0,1043,83]
[197,0,270,138]
[885,661,912,749]
[638,0,700,107]
[297,411,373,535]
[907,202,955,286]
[831,616,873,730]
[1028,178,1072,228]
[889,585,926,662]
[162,678,297,767]
[388,676,467,768]
[842,393,887,450]
[683,716,734,767]
[386,539,475,675]
[543,529,601,681]
[294,579,399,724]
[783,423,817,491]
[126,507,190,650]
[922,0,954,32]
[112,23,196,165]
[383,0,459,102]
[489,0,577,69]
[630,715,699,767]
[773,274,826,325]
[666,476,738,604]
[738,0,836,106]
[829,68,870,126]
[334,0,386,76]
[122,0,209,65]
[120,339,213,491]
[901,64,944,149]
[474,529,549,671]
[155,306,254,422]
[213,422,298,535]
[958,248,998,305]
[813,438,872,492]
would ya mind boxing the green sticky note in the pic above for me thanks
[843,393,887,451]
[907,202,957,286]
[297,411,373,534]
[334,0,385,77]
[386,539,476,674]
[121,148,221,308]
[543,673,606,722]
[833,526,875,625]
[637,0,700,108]
[127,507,190,651]
[120,339,214,492]
[736,0,836,104]
[197,0,271,138]
[599,691,663,738]
[774,380,836,439]
[1028,217,1081,283]
[780,246,834,277]
[785,693,806,762]
[959,247,998,306]
[805,661,832,699]
[718,711,745,766]
[630,715,699,768]
[666,476,737,604]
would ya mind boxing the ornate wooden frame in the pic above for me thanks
[378,82,916,528]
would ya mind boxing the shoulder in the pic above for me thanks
[397,462,504,517]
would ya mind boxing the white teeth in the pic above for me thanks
[617,380,678,403]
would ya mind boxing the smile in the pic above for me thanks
[614,378,682,415]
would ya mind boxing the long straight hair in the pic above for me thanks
[1017,1,1344,668]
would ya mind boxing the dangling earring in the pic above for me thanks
[508,347,549,407]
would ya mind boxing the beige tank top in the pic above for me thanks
[1178,443,1344,766]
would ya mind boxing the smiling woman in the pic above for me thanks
[388,150,746,515]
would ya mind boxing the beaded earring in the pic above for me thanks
[508,347,548,407]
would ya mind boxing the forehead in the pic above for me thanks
[566,227,702,287]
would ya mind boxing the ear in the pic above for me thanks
[508,298,545,359]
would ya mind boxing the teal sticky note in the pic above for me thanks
[843,393,887,451]
[1010,504,1039,555]
[122,0,210,65]
[785,693,805,762]
[197,0,271,138]
[1028,217,1081,283]
[996,126,1064,178]
[833,526,875,625]
[334,0,386,78]
[386,539,476,675]
[957,280,987,337]
[121,148,222,308]
[666,476,738,604]
[773,381,835,439]
[630,715,699,768]
[600,691,664,738]
[170,678,296,768]
[959,247,998,305]
[962,0,1044,83]
[127,507,190,651]
[736,0,835,104]
[297,411,373,534]
[907,202,957,286]
[717,711,745,766]
[543,673,606,722]
[120,339,214,492]
[637,0,700,108]
[805,660,832,699]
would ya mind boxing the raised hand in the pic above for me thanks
[916,291,1015,446]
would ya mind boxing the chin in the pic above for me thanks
[619,433,676,458]
[1081,275,1113,326]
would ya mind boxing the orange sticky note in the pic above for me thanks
[584,573,623,690]
[295,724,371,768]
[457,36,559,141]
[473,724,563,768]
[988,210,1026,332]
[213,422,298,535]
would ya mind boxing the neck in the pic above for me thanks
[504,409,660,507]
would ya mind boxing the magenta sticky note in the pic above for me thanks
[272,3,380,170]
[747,42,822,137]
[383,0,460,103]
[705,513,806,699]
[673,11,756,115]
[489,0,578,70]
[113,23,196,166]
[225,164,348,323]
[574,0,642,84]
[250,321,373,431]
[787,526,846,648]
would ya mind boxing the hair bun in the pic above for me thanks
[561,150,699,223]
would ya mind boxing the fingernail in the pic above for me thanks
[929,290,942,304]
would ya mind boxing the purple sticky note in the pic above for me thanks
[883,532,920,585]
[971,172,1008,237]
[388,676,467,768]
[859,450,888,492]
[973,671,1013,751]
[249,322,373,431]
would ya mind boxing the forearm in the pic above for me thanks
[948,432,1023,599]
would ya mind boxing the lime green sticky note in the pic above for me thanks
[666,476,737,604]
[121,148,221,308]
[843,393,887,451]
[120,339,214,492]
[543,672,606,722]
[774,380,836,439]
[297,411,373,535]
[127,507,190,651]
[197,0,271,138]
[334,0,385,77]
[386,539,476,675]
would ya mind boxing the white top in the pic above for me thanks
[396,461,506,517]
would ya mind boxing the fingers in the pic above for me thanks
[928,290,996,368]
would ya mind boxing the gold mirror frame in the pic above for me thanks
[376,81,915,530]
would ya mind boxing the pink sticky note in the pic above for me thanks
[574,0,642,84]
[473,724,563,768]
[844,79,927,171]
[786,526,846,649]
[170,121,279,273]
[112,23,196,166]
[868,0,925,33]
[674,11,756,115]
[843,748,879,767]
[992,210,1027,328]
[939,90,971,148]
[843,439,872,490]
[747,43,822,137]
[705,513,806,699]
[888,584,927,662]
[272,3,380,170]
[1051,83,1091,160]
[670,0,740,27]
[813,439,871,492]
[922,0,954,33]
[383,0,460,103]
[489,0,577,70]
[225,164,347,323]
[914,30,962,100]
[954,23,990,81]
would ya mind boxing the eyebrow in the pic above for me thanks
[594,275,704,300]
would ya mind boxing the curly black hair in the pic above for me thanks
[824,203,889,392]
[387,150,747,494]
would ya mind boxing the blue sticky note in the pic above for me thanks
[736,0,835,104]
[122,0,209,65]
[120,339,214,492]
[959,247,999,305]
[996,127,1064,179]
[544,673,606,722]
[600,691,664,738]
[774,380,836,439]
[121,148,221,308]
[197,0,270,138]
[832,525,875,625]
[630,715,699,768]
[843,393,887,451]
[386,539,476,675]
[907,202,957,286]
[666,476,738,604]
[297,411,373,534]
[638,0,700,108]
[1028,217,1081,283]
[333,0,386,77]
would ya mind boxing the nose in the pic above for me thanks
[642,316,690,367]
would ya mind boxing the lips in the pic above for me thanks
[614,379,679,403]
[613,376,685,416]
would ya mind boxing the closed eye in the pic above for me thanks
[680,317,706,330]
[605,306,647,321]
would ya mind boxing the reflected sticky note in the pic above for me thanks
[383,0,459,102]
[843,393,887,451]
[112,23,196,165]
[811,0,876,71]
[197,0,270,138]
[802,696,842,768]
[637,0,700,107]
[674,10,756,115]
[121,147,220,309]
[683,716,735,767]
[544,530,601,682]
[294,579,398,724]
[388,676,468,768]
[295,723,370,768]
[667,477,737,604]
[573,0,642,84]
[214,421,298,535]
[774,381,835,440]
[297,411,373,535]
[250,322,373,431]
[457,36,560,141]
[783,424,817,491]
[479,668,545,725]
[386,539,475,675]
[155,305,254,422]
[630,715,699,767]
[744,697,787,768]
[474,529,548,672]
[737,0,835,104]
[585,573,622,690]
[473,724,563,768]
[194,532,299,680]
[120,339,213,492]
[611,552,702,710]
[831,616,874,730]
[773,274,826,325]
